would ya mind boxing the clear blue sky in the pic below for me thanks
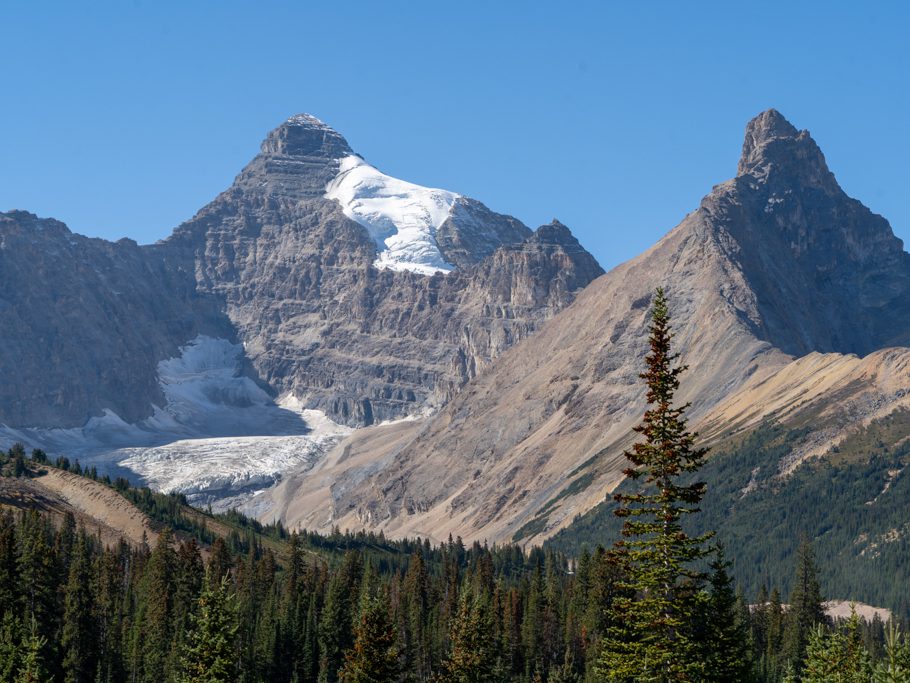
[1,1,907,270]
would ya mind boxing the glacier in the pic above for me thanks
[325,155,457,275]
[0,336,351,511]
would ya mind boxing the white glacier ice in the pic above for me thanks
[325,155,458,275]
[0,336,352,511]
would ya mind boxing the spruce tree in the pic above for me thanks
[597,288,714,682]
[319,551,362,683]
[339,594,398,683]
[15,616,47,683]
[783,537,825,673]
[401,549,432,682]
[0,612,22,680]
[134,528,177,682]
[873,620,910,682]
[700,549,751,682]
[61,533,98,682]
[179,575,240,683]
[800,614,872,683]
[441,589,500,683]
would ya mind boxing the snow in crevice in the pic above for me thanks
[325,155,458,275]
[0,336,353,511]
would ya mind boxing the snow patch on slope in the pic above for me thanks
[325,155,457,275]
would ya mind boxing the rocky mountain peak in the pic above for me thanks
[737,109,837,194]
[531,219,575,243]
[260,113,353,160]
[230,114,355,199]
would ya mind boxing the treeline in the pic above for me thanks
[549,419,910,620]
[0,445,906,682]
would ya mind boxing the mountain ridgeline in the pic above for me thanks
[0,114,602,430]
[259,109,910,550]
[5,105,910,611]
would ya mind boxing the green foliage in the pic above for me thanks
[179,576,240,683]
[783,538,826,672]
[597,288,718,682]
[800,615,872,682]
[440,589,501,683]
[873,620,910,682]
[339,594,398,683]
[16,616,48,683]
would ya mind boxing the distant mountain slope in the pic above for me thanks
[261,110,910,545]
[0,210,232,428]
[0,114,601,508]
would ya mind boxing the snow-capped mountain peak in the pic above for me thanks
[325,155,458,275]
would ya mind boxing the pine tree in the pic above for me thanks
[319,551,362,683]
[171,539,204,669]
[339,594,398,683]
[700,549,751,682]
[763,586,786,680]
[179,575,240,683]
[0,612,22,680]
[441,589,500,683]
[873,620,910,682]
[15,616,48,683]
[16,512,56,648]
[0,512,19,620]
[783,537,825,673]
[597,288,715,682]
[134,528,177,682]
[94,544,127,683]
[401,549,432,682]
[801,614,872,683]
[61,533,98,682]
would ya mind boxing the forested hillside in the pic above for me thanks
[549,414,910,620]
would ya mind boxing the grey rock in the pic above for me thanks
[0,211,231,428]
[0,114,603,430]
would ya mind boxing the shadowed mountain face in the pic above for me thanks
[718,109,910,356]
[261,110,910,544]
[0,115,602,430]
[0,211,232,428]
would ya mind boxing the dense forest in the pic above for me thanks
[0,455,902,683]
[1,290,909,681]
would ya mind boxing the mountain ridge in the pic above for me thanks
[256,109,910,545]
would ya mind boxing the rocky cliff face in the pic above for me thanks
[717,109,910,356]
[260,110,910,543]
[0,211,231,428]
[0,114,602,430]
[164,115,603,425]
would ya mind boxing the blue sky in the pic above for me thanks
[1,1,907,269]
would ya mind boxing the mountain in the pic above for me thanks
[0,211,232,428]
[259,109,910,546]
[0,114,602,506]
[163,115,602,425]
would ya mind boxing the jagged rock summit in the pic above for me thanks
[261,109,910,544]
[0,112,602,446]
[719,109,910,356]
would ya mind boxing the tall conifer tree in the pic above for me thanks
[597,288,715,682]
